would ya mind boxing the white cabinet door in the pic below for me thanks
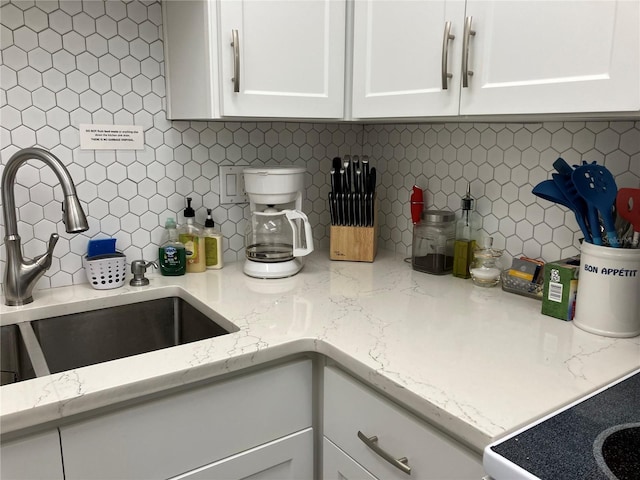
[60,360,312,480]
[324,366,484,480]
[0,430,64,480]
[171,429,313,480]
[460,0,640,115]
[218,0,346,118]
[351,0,465,119]
[323,437,378,480]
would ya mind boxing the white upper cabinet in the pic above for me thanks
[164,0,346,120]
[218,0,346,118]
[164,0,639,120]
[351,0,639,119]
[351,0,465,118]
[460,0,640,115]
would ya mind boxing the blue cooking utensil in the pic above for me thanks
[571,162,620,248]
[550,158,594,244]
[532,179,593,243]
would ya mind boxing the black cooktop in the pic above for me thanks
[490,372,640,480]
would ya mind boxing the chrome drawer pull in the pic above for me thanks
[461,16,476,88]
[231,29,240,93]
[441,21,455,90]
[357,430,411,475]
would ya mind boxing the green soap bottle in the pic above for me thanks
[158,218,187,276]
[453,183,480,279]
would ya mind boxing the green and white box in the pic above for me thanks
[542,256,580,321]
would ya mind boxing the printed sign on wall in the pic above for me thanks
[79,124,144,150]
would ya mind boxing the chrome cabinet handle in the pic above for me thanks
[357,431,411,475]
[462,16,476,88]
[441,21,455,90]
[231,29,240,93]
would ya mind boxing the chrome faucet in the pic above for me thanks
[2,148,89,306]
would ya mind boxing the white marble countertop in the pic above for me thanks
[1,250,639,452]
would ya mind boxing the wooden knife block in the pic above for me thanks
[330,213,378,262]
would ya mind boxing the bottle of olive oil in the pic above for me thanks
[453,183,480,279]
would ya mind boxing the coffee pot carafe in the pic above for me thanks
[243,167,314,278]
[245,208,313,261]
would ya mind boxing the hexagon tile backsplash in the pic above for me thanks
[1,0,639,291]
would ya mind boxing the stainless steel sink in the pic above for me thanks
[1,325,37,386]
[1,297,237,382]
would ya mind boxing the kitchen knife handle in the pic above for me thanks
[441,21,455,90]
[357,431,411,475]
[462,16,475,88]
[231,29,240,93]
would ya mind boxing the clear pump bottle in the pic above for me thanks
[453,183,480,279]
[178,197,206,273]
[204,208,223,270]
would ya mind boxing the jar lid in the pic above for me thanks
[421,210,455,223]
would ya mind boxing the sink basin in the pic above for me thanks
[27,297,236,374]
[1,325,37,385]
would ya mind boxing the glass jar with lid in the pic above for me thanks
[412,210,456,275]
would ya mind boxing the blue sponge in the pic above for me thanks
[87,238,117,258]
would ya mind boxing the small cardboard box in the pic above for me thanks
[542,256,580,321]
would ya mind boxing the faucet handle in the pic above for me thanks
[33,233,59,268]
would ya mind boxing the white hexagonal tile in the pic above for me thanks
[95,15,117,39]
[49,10,73,34]
[140,57,159,79]
[42,68,66,92]
[620,128,640,156]
[101,91,123,113]
[75,51,98,75]
[88,197,109,219]
[107,35,129,59]
[52,49,75,73]
[83,1,106,19]
[22,105,46,130]
[13,25,38,51]
[1,3,25,30]
[36,125,60,149]
[62,30,85,55]
[11,125,37,148]
[3,45,29,70]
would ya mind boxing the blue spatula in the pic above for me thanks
[571,162,620,248]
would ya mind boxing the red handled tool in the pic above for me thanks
[616,188,640,247]
[410,186,424,224]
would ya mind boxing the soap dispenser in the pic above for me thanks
[158,217,186,276]
[178,197,206,273]
[203,208,223,270]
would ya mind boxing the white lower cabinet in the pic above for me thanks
[171,428,313,480]
[323,366,484,480]
[0,429,64,480]
[59,359,312,480]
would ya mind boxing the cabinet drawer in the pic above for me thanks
[170,428,313,480]
[1,429,64,480]
[323,436,378,480]
[61,359,312,480]
[324,366,482,480]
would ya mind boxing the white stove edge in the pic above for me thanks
[482,367,640,480]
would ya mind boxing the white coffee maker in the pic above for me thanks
[243,166,314,278]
